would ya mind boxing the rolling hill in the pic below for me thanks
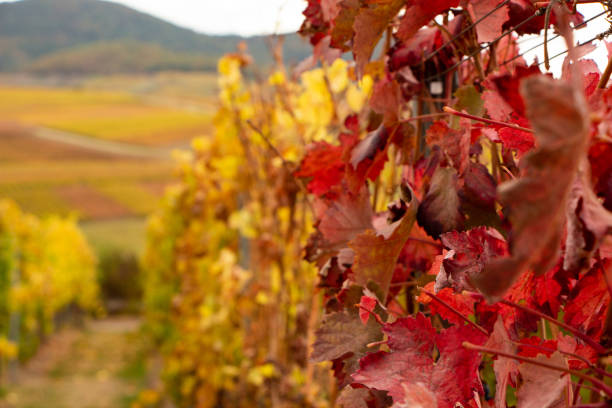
[0,0,312,73]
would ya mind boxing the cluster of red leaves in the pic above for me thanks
[296,1,612,407]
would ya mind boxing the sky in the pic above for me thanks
[100,0,308,37]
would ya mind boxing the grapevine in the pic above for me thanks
[0,200,100,370]
[142,53,372,407]
[143,1,612,407]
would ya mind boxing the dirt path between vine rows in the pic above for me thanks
[0,316,152,408]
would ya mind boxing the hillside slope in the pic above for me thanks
[0,0,312,73]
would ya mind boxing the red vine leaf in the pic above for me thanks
[358,295,378,324]
[482,89,513,122]
[315,186,373,247]
[388,26,444,71]
[397,224,441,272]
[488,65,541,117]
[400,385,437,408]
[564,174,612,271]
[564,260,611,341]
[353,318,486,408]
[432,325,487,407]
[384,312,436,353]
[533,268,563,316]
[425,121,470,175]
[336,387,391,408]
[497,117,535,155]
[420,283,477,326]
[300,0,331,45]
[503,0,547,35]
[336,387,370,408]
[417,166,464,239]
[517,337,558,358]
[486,317,518,408]
[516,352,571,408]
[295,141,344,196]
[473,75,590,300]
[589,141,612,192]
[347,126,391,193]
[460,162,501,228]
[369,76,402,125]
[396,0,460,43]
[435,227,508,293]
[321,0,343,21]
[467,0,509,43]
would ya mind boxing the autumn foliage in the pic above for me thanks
[0,200,100,367]
[143,1,612,407]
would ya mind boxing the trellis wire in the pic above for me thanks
[537,26,612,64]
[423,3,611,81]
[501,8,608,66]
[424,8,547,81]
[424,0,512,62]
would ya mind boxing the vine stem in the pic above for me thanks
[573,377,586,406]
[304,290,320,404]
[490,139,500,182]
[422,289,488,335]
[406,112,448,122]
[367,339,387,348]
[413,89,425,162]
[462,342,612,397]
[571,381,603,397]
[543,0,556,71]
[246,120,289,167]
[405,236,443,248]
[500,165,517,180]
[598,54,612,89]
[443,106,534,133]
[245,119,315,214]
[516,342,612,380]
[498,298,607,354]
[389,280,418,288]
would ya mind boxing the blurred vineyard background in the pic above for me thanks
[0,0,311,255]
[0,77,213,252]
[0,0,312,407]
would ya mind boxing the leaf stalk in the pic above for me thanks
[462,342,612,397]
[443,106,533,133]
[422,289,488,334]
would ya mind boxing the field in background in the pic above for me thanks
[82,218,148,255]
[0,72,218,111]
[0,139,175,219]
[0,89,212,146]
[0,72,217,255]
